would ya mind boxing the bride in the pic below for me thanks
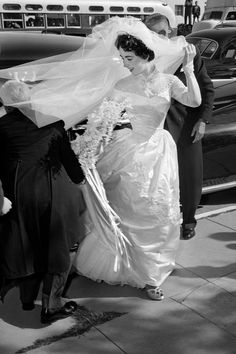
[0,17,201,301]
[71,19,201,300]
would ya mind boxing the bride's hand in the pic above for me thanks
[182,43,196,67]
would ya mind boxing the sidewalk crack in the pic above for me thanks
[206,217,236,231]
[93,326,128,353]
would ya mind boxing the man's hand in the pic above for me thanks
[1,197,12,215]
[191,121,206,143]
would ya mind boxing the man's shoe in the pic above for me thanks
[41,301,78,324]
[182,227,196,240]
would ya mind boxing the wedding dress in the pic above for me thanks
[73,69,199,288]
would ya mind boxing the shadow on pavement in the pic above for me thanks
[208,232,236,242]
[0,287,44,329]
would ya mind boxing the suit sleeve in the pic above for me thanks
[59,124,85,184]
[193,50,214,123]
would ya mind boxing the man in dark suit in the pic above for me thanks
[185,0,193,25]
[192,1,201,23]
[145,12,214,239]
[0,80,86,323]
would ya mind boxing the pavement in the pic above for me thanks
[0,210,236,354]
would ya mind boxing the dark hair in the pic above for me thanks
[115,34,155,62]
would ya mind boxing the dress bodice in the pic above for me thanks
[117,91,170,138]
[112,68,200,139]
[112,71,188,139]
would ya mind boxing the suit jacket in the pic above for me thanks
[0,110,85,277]
[164,49,215,143]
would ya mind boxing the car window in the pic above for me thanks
[221,41,236,61]
[187,37,218,59]
[226,12,236,21]
[202,11,223,20]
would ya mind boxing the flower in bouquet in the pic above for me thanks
[71,97,132,171]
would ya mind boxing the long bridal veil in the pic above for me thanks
[0,16,186,129]
[0,16,188,272]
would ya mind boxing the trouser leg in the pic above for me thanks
[42,272,68,312]
[42,245,79,312]
[178,140,203,226]
[184,13,188,24]
[19,273,43,306]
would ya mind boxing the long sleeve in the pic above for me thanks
[192,50,214,123]
[59,125,85,184]
[170,68,202,108]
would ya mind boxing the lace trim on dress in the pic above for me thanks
[118,71,178,101]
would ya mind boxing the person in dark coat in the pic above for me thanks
[192,1,201,23]
[0,80,86,324]
[145,13,214,240]
[184,0,193,25]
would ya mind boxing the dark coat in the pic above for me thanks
[0,110,85,279]
[165,49,215,144]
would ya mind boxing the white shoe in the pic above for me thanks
[146,287,164,301]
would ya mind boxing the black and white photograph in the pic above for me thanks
[0,0,236,353]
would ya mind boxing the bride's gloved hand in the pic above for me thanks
[182,43,196,75]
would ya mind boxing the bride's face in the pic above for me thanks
[119,47,148,75]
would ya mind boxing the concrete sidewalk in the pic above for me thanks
[0,211,236,354]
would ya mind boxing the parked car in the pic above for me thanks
[0,31,83,68]
[192,0,236,33]
[187,27,236,193]
[0,30,236,194]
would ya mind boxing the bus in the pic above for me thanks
[0,0,176,36]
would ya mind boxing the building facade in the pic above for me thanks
[165,0,206,24]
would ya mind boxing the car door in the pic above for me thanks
[203,38,236,192]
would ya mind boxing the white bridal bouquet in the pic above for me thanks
[71,97,133,271]
[71,97,132,170]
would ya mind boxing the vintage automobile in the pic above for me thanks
[187,27,236,193]
[0,30,235,194]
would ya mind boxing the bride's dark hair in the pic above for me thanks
[115,34,155,62]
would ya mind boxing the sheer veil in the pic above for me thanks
[0,16,187,129]
[0,16,188,271]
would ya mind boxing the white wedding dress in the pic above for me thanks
[73,70,198,288]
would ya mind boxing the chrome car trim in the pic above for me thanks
[202,181,236,194]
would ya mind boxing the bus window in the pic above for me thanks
[3,4,21,10]
[143,7,154,14]
[2,12,23,28]
[46,5,63,12]
[25,4,43,11]
[127,7,141,13]
[67,14,81,27]
[89,15,107,27]
[89,6,104,12]
[110,6,124,13]
[67,5,80,12]
[46,14,65,27]
[25,13,44,27]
